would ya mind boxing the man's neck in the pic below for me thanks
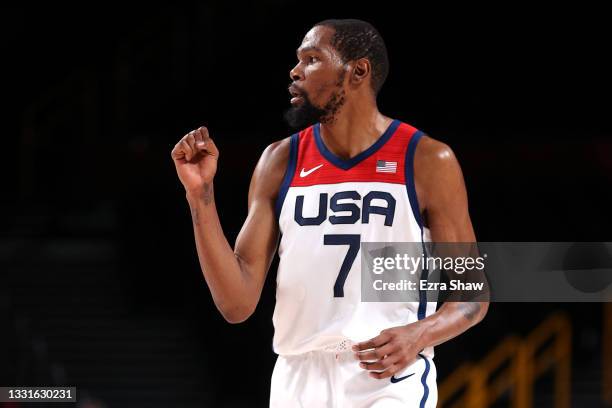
[318,103,393,160]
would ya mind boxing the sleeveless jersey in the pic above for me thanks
[273,119,436,357]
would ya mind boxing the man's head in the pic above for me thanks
[285,19,389,129]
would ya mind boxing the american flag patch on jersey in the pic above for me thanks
[376,160,397,173]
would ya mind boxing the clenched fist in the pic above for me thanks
[171,126,219,193]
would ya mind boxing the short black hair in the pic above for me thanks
[314,19,389,95]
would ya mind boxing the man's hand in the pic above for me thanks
[171,126,219,193]
[352,321,429,379]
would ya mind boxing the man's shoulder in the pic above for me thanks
[413,133,465,210]
[414,134,456,164]
[249,136,294,200]
[261,136,292,170]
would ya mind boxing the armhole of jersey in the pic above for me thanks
[405,130,425,229]
[405,130,430,321]
[274,133,299,219]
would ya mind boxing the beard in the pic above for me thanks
[284,73,346,130]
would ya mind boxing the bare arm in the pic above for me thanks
[354,135,489,379]
[414,136,489,346]
[172,126,289,323]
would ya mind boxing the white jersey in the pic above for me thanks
[273,119,436,357]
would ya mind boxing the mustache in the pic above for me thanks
[288,83,307,97]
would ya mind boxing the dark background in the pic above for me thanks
[1,2,610,407]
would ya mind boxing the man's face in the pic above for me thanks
[285,25,347,129]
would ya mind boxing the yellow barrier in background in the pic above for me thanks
[439,313,572,408]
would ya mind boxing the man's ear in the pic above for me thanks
[351,58,371,86]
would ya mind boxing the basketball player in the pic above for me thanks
[171,19,488,407]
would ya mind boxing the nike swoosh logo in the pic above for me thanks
[299,164,324,177]
[390,372,415,383]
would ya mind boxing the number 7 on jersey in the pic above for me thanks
[323,234,360,297]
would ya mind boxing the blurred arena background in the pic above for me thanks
[1,2,611,407]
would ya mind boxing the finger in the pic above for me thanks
[185,131,198,154]
[200,136,219,157]
[359,353,400,371]
[194,138,208,152]
[171,143,184,160]
[368,364,401,380]
[355,343,396,362]
[352,332,391,352]
[194,127,208,150]
[180,139,194,161]
[194,128,206,150]
[194,126,208,142]
[194,128,218,156]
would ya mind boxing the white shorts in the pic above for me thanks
[270,349,437,407]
